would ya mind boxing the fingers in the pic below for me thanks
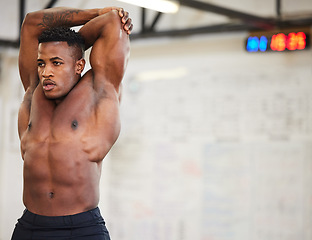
[118,9,133,35]
[125,19,133,35]
[123,18,133,35]
[118,8,125,18]
[118,8,128,24]
[100,7,133,34]
[122,11,128,24]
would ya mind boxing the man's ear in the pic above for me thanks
[76,58,86,75]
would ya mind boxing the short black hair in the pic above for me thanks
[38,26,85,58]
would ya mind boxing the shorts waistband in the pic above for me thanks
[21,207,103,227]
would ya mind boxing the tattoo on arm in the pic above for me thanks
[37,9,82,28]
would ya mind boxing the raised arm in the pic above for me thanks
[19,7,101,91]
[78,9,131,96]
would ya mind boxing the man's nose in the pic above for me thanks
[42,65,53,77]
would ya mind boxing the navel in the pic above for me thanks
[49,192,54,199]
[71,120,78,130]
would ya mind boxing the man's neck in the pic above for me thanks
[54,97,65,105]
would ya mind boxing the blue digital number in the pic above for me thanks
[259,36,268,51]
[246,37,259,52]
[246,36,268,52]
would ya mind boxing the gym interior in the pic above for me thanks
[0,0,312,239]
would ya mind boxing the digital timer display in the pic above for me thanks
[246,31,310,52]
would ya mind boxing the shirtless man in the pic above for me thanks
[11,6,132,240]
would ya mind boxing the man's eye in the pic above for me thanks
[38,62,44,67]
[53,61,62,66]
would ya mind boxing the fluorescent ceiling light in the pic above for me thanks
[116,0,179,13]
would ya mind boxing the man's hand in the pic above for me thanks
[98,7,133,35]
[118,8,133,35]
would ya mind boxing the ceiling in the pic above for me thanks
[1,0,312,47]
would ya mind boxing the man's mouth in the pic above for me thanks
[43,79,56,91]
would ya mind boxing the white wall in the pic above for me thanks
[102,33,312,240]
[0,48,24,239]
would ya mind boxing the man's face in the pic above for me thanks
[37,41,83,100]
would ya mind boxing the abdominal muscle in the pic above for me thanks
[22,139,102,216]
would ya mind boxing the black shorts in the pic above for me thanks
[11,207,111,240]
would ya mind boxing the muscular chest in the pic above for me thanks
[26,86,96,141]
[20,82,120,162]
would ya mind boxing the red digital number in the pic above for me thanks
[271,32,307,51]
[296,32,306,50]
[271,33,287,51]
[287,32,297,50]
[287,32,306,50]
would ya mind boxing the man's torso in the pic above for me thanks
[18,71,120,216]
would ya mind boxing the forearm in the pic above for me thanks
[85,10,130,89]
[79,10,122,50]
[22,7,100,35]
